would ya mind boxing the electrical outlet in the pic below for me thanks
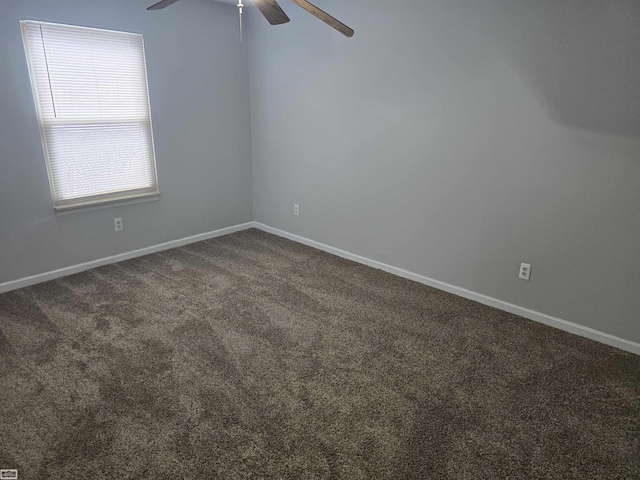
[519,262,531,281]
[114,218,123,232]
[293,204,299,216]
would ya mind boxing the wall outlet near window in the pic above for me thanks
[114,218,123,232]
[519,262,531,281]
[293,204,299,216]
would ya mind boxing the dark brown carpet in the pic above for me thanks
[0,228,639,479]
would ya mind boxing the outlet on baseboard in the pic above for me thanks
[519,263,531,281]
[293,204,299,216]
[114,218,123,232]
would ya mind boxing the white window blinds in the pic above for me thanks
[21,21,159,210]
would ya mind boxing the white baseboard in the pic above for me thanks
[254,222,640,356]
[0,222,254,295]
[2,220,637,356]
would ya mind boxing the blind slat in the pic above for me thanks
[21,20,158,208]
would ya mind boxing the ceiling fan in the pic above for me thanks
[147,0,354,38]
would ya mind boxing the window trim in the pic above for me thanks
[20,20,160,213]
[55,192,160,216]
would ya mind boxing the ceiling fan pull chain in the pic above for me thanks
[237,0,244,42]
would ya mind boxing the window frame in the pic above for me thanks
[20,20,160,213]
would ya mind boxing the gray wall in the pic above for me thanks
[0,0,252,283]
[2,0,639,345]
[248,0,640,343]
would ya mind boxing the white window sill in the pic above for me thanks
[54,192,160,216]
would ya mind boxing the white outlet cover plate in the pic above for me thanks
[519,263,531,280]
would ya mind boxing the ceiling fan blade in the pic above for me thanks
[289,0,354,37]
[147,0,181,11]
[253,0,291,25]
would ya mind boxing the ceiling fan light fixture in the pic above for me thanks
[146,0,353,38]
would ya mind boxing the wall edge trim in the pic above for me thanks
[0,222,255,294]
[254,222,640,356]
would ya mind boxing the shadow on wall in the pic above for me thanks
[488,0,640,138]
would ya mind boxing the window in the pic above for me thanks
[21,21,159,211]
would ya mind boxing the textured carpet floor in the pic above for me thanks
[0,228,639,479]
